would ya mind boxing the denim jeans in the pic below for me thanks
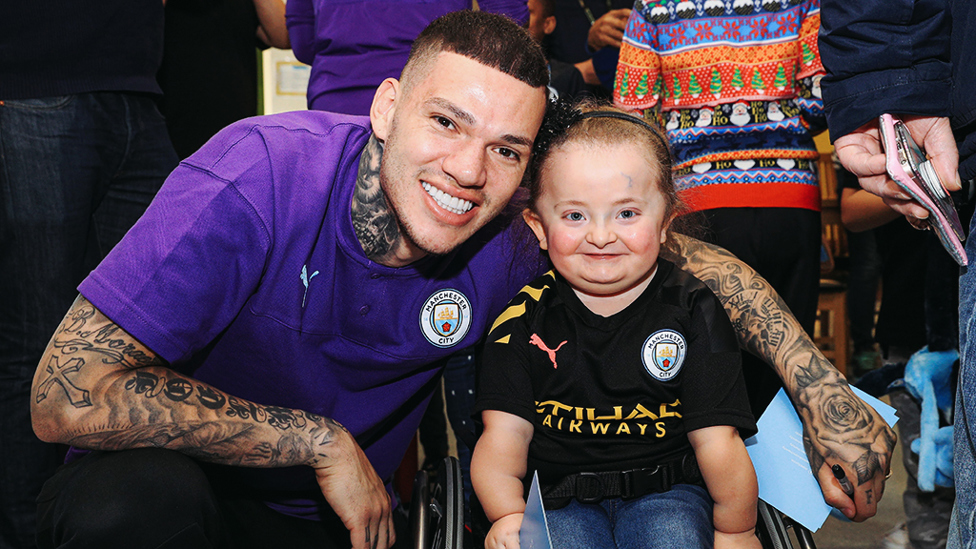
[544,484,713,549]
[0,92,177,548]
[950,211,976,549]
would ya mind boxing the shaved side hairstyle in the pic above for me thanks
[401,10,550,91]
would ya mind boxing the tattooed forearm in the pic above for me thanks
[669,234,896,497]
[352,136,401,262]
[666,234,797,385]
[31,295,349,470]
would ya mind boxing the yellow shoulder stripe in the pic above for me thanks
[488,302,525,336]
[487,271,556,337]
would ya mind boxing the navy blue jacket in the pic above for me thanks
[819,0,976,180]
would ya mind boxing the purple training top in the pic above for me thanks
[286,0,530,115]
[78,110,546,518]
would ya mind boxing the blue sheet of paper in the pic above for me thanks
[520,472,554,549]
[744,386,898,532]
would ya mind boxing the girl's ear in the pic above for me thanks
[660,212,676,245]
[522,208,549,251]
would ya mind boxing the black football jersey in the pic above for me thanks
[475,259,757,483]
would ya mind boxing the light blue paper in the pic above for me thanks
[744,386,898,532]
[520,472,554,549]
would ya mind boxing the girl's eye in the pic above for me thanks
[619,210,637,219]
[567,212,584,221]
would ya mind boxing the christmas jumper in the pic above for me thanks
[475,261,756,486]
[613,0,827,213]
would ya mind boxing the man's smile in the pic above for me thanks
[422,181,475,215]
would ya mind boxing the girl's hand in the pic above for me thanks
[715,529,761,549]
[485,513,524,549]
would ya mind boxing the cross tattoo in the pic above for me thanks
[36,355,92,407]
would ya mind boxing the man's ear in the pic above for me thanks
[522,208,549,251]
[543,15,556,36]
[370,78,399,140]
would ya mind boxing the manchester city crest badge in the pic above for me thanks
[420,289,472,348]
[641,329,687,381]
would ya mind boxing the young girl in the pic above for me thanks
[471,103,760,549]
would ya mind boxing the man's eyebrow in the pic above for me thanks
[427,97,533,149]
[428,97,476,127]
[501,133,533,149]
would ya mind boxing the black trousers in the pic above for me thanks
[36,448,405,549]
[696,207,822,416]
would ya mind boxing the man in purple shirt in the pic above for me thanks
[30,10,892,549]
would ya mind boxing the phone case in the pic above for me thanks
[878,113,968,266]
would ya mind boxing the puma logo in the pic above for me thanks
[529,334,567,369]
[301,265,319,308]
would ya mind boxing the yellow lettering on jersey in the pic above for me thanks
[616,423,631,435]
[655,421,666,438]
[537,400,573,417]
[658,399,682,419]
[569,420,582,433]
[542,415,553,428]
[625,404,659,421]
[590,422,610,435]
[638,424,648,435]
[591,406,624,421]
[557,417,564,430]
[578,408,590,420]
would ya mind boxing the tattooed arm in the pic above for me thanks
[665,234,896,522]
[31,295,394,549]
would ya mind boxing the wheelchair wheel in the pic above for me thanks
[411,468,432,549]
[756,500,817,549]
[411,457,465,549]
[434,457,464,549]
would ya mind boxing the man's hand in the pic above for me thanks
[833,116,960,220]
[791,358,896,521]
[587,9,630,50]
[485,513,523,549]
[310,423,394,549]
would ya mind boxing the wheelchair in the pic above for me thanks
[411,456,466,549]
[411,456,816,549]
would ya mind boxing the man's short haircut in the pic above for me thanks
[402,10,549,90]
[536,0,555,19]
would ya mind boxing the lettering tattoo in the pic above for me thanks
[666,234,896,489]
[352,136,401,262]
[54,304,163,371]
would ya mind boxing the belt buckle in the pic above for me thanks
[574,472,604,504]
[622,465,666,499]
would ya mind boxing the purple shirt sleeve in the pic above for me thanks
[285,0,316,65]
